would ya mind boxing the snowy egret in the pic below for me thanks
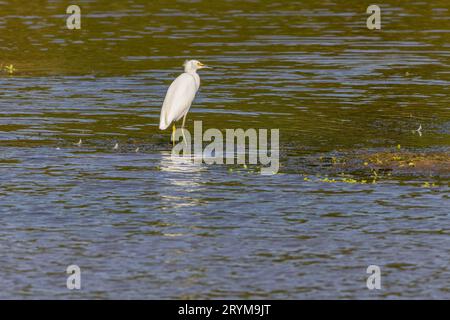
[159,60,209,145]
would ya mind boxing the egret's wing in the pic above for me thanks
[159,73,198,130]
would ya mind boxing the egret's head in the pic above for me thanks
[184,60,209,72]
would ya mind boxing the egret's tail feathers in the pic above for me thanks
[159,111,170,130]
[159,121,169,130]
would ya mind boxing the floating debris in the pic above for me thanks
[4,64,16,74]
[422,182,437,188]
[75,139,82,147]
[413,124,423,137]
[163,233,184,237]
[113,143,119,150]
[304,175,373,185]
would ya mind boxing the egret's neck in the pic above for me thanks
[185,69,200,89]
[184,67,198,74]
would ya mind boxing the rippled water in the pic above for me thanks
[0,0,449,299]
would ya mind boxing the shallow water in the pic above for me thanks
[0,0,449,299]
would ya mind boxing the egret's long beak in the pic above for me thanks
[198,62,211,69]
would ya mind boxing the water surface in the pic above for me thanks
[0,0,449,299]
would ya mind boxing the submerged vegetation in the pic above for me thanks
[306,148,449,187]
[362,151,449,174]
[341,150,450,177]
[314,148,449,177]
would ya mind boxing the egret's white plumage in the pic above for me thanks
[159,60,208,131]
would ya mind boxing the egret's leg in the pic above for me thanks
[181,114,187,145]
[181,114,187,129]
[172,124,176,147]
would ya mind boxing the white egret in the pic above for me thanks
[159,60,209,145]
